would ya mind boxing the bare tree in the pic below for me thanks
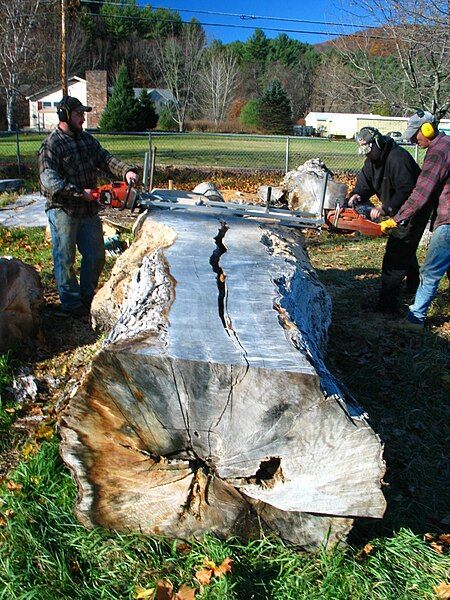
[336,0,450,118]
[199,50,238,124]
[154,24,205,132]
[0,0,42,130]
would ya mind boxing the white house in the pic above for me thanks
[305,111,450,139]
[26,70,174,131]
[27,76,88,130]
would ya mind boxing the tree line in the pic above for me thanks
[0,0,448,132]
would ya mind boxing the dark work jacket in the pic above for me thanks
[353,137,421,217]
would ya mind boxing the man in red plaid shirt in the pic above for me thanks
[381,110,449,329]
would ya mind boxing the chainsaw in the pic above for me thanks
[92,181,383,237]
[324,204,383,237]
[91,181,137,211]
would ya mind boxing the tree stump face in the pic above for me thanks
[60,208,385,549]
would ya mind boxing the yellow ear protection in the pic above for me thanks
[57,96,71,123]
[416,110,437,139]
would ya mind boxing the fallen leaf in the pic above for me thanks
[355,543,375,561]
[195,568,212,586]
[430,542,444,554]
[156,580,174,600]
[175,542,191,555]
[434,582,450,599]
[6,481,23,492]
[4,508,15,518]
[213,557,234,577]
[22,442,38,459]
[4,408,15,414]
[439,534,450,546]
[174,585,195,600]
[135,586,156,599]
[36,424,54,441]
[0,516,7,527]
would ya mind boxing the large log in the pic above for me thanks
[60,198,385,549]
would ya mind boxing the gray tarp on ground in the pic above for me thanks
[0,194,47,228]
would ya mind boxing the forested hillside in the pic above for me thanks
[0,0,448,131]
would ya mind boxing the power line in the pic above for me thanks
[83,10,387,40]
[83,0,370,30]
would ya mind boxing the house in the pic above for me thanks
[26,70,174,130]
[27,76,89,130]
[305,111,450,139]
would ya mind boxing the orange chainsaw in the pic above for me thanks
[91,181,136,211]
[325,205,383,237]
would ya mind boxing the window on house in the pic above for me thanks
[43,102,52,108]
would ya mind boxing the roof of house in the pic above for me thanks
[26,77,86,101]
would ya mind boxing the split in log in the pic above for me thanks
[60,200,385,549]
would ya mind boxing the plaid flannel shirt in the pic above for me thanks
[38,127,134,218]
[394,133,450,230]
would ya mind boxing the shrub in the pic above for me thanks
[239,99,261,129]
[156,106,178,131]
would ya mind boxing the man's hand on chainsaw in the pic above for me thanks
[370,206,385,220]
[380,218,398,234]
[347,194,361,207]
[125,170,138,185]
[83,189,96,202]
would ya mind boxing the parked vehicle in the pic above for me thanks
[386,131,403,140]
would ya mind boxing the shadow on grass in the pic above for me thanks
[314,266,449,543]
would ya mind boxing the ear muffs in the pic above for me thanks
[57,96,71,123]
[420,121,436,139]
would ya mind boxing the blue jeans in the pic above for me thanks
[47,208,105,311]
[409,224,450,323]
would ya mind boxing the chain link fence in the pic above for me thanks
[0,130,424,184]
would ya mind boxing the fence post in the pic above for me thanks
[16,129,22,177]
[285,136,290,173]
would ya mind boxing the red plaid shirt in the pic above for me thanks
[394,133,449,230]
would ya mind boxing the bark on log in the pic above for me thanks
[60,202,385,549]
[0,257,43,353]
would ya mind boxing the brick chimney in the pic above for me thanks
[86,70,108,129]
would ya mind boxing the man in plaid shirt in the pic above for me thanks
[39,96,138,317]
[381,110,449,329]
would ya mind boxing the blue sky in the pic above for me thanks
[147,0,365,46]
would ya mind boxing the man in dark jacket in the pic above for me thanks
[348,127,431,313]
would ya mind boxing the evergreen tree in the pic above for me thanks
[135,89,158,131]
[258,80,293,135]
[99,64,139,131]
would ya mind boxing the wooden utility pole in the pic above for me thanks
[61,0,68,95]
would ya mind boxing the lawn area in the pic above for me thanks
[0,218,448,599]
[0,132,426,184]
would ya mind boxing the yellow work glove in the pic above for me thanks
[380,218,398,234]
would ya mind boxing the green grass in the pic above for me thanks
[0,228,448,599]
[0,132,427,187]
[0,442,449,599]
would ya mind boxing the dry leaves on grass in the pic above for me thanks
[424,533,450,554]
[135,581,196,600]
[195,557,234,586]
[434,582,450,599]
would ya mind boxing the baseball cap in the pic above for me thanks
[403,110,435,141]
[58,96,92,113]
